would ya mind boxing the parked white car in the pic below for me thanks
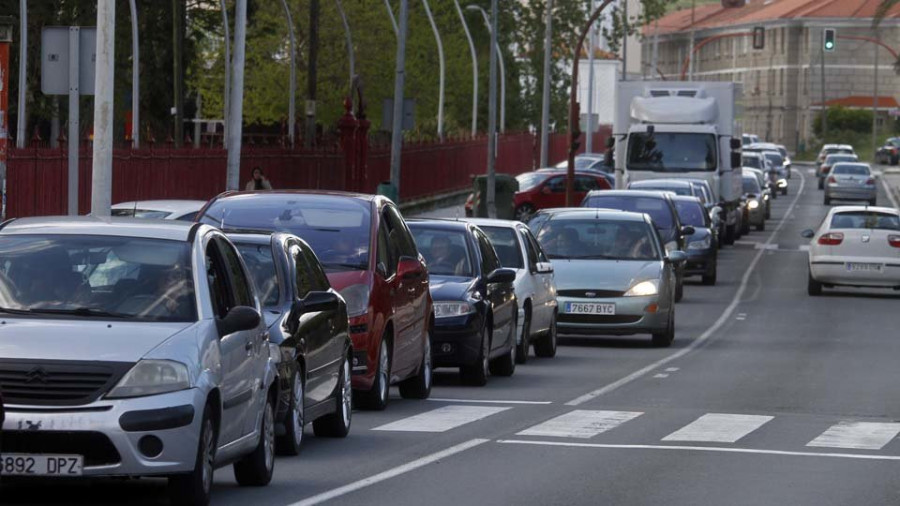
[464,218,559,361]
[802,206,900,296]
[111,200,207,221]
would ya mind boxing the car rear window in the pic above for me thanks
[825,154,857,165]
[832,164,870,175]
[516,172,550,192]
[582,195,674,230]
[830,212,900,231]
[479,226,524,269]
[629,182,693,196]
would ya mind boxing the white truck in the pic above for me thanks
[612,81,744,244]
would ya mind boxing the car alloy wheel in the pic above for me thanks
[516,308,530,364]
[276,369,305,455]
[515,204,535,222]
[200,416,215,495]
[378,343,389,402]
[399,334,432,399]
[263,401,275,474]
[340,358,352,427]
[313,357,353,437]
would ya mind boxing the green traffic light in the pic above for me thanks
[825,41,834,49]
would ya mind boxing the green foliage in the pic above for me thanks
[812,106,874,136]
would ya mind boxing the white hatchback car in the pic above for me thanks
[802,206,900,295]
[464,218,559,361]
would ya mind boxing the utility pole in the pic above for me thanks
[486,0,499,218]
[873,31,880,154]
[454,0,478,138]
[389,0,408,197]
[129,0,139,148]
[651,19,659,78]
[688,30,695,81]
[335,0,355,99]
[621,0,628,81]
[539,0,553,167]
[305,0,319,148]
[173,0,185,147]
[279,0,296,147]
[226,0,248,191]
[586,0,596,153]
[16,0,25,148]
[422,0,445,140]
[220,0,230,146]
[820,34,827,142]
[92,0,115,218]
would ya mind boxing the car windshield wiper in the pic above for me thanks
[25,307,130,319]
[0,306,35,315]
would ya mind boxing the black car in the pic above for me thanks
[673,196,718,285]
[229,232,353,455]
[579,190,693,302]
[408,220,518,386]
[876,137,900,165]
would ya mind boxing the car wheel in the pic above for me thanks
[756,220,765,232]
[534,311,558,358]
[399,332,433,400]
[168,403,216,506]
[515,204,535,222]
[824,195,831,205]
[515,306,530,365]
[357,338,391,410]
[651,311,675,348]
[870,198,877,206]
[893,155,899,166]
[313,357,353,437]
[781,188,788,196]
[275,368,304,456]
[741,214,750,235]
[702,258,717,286]
[490,318,517,377]
[765,201,771,220]
[460,327,489,386]
[808,269,823,296]
[674,273,684,303]
[233,393,275,487]
[818,178,824,190]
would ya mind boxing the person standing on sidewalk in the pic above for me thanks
[246,167,273,190]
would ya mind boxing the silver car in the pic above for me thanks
[0,217,277,505]
[528,209,684,347]
[824,162,877,206]
[111,199,206,221]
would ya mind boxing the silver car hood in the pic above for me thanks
[0,319,194,362]
[552,259,662,291]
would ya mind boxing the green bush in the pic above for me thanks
[812,106,873,136]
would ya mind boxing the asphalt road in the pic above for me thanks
[5,165,900,505]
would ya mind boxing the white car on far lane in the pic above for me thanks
[111,200,207,221]
[802,206,900,296]
[464,218,559,362]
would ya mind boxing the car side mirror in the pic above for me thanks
[801,229,815,239]
[398,256,423,280]
[295,291,340,314]
[605,136,615,149]
[680,226,695,236]
[731,151,742,169]
[217,306,261,337]
[535,262,554,274]
[666,251,687,264]
[541,186,552,195]
[487,267,516,284]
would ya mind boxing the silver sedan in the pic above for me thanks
[824,162,877,206]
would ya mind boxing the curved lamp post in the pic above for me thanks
[334,0,355,98]
[539,0,553,167]
[385,0,399,36]
[129,0,140,148]
[16,0,26,148]
[279,0,297,147]
[421,0,445,140]
[454,0,478,138]
[220,0,230,145]
[467,5,505,133]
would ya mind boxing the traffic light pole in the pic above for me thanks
[820,39,827,142]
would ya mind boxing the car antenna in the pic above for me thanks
[132,200,138,217]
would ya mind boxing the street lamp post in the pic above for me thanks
[16,0,25,149]
[539,0,553,167]
[128,0,140,148]
[279,0,297,147]
[586,0,597,154]
[485,0,499,218]
[421,0,445,141]
[220,0,230,146]
[389,0,408,197]
[335,0,355,99]
[468,5,506,133]
[385,0,399,36]
[454,0,478,138]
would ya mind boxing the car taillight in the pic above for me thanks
[866,177,875,185]
[889,235,900,248]
[827,176,837,184]
[818,232,844,246]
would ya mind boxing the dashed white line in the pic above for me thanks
[807,422,900,450]
[517,410,643,439]
[662,413,774,443]
[373,405,510,433]
[653,373,669,378]
[665,367,679,372]
[736,313,747,321]
[427,398,553,405]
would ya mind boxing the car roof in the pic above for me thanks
[682,178,711,187]
[828,205,898,215]
[210,189,381,205]
[743,167,763,175]
[405,219,472,232]
[585,189,672,199]
[226,232,275,245]
[462,218,524,229]
[0,216,202,241]
[672,195,703,204]
[831,162,870,168]
[629,179,692,188]
[537,208,650,223]
[111,199,207,214]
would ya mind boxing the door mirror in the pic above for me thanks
[294,291,340,314]
[487,267,516,284]
[398,256,423,280]
[680,226,695,237]
[535,262,554,274]
[666,251,687,264]
[730,138,742,150]
[541,185,552,195]
[217,306,261,337]
[800,229,815,239]
[605,136,615,149]
[731,151,742,169]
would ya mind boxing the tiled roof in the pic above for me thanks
[646,0,900,36]
[812,95,900,108]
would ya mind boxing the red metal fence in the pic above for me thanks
[6,128,610,218]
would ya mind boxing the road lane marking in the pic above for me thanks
[665,367,679,372]
[427,398,552,405]
[653,373,668,378]
[662,413,773,443]
[807,422,900,450]
[565,169,807,407]
[517,410,642,439]
[755,243,779,250]
[881,176,900,209]
[496,439,900,461]
[372,405,510,433]
[288,439,489,506]
[736,313,747,321]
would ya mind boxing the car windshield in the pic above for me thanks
[777,147,788,158]
[111,209,171,220]
[674,201,708,227]
[763,152,784,167]
[742,156,763,169]
[582,195,674,231]
[480,226,524,269]
[630,182,692,196]
[409,227,474,277]
[832,164,870,176]
[534,219,660,261]
[517,172,551,192]
[830,212,900,230]
[200,195,371,271]
[743,177,761,194]
[234,242,280,308]
[574,157,602,170]
[825,155,857,165]
[627,132,717,172]
[0,235,196,322]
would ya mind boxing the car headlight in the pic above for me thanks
[434,301,475,318]
[688,236,711,250]
[777,179,787,187]
[339,283,370,317]
[106,360,191,399]
[624,280,659,297]
[748,200,759,210]
[763,194,770,201]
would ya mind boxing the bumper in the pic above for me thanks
[1,388,207,477]
[748,207,765,225]
[431,314,484,368]
[349,313,375,391]
[825,186,876,201]
[556,295,670,336]
[810,260,900,288]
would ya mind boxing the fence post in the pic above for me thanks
[338,97,358,191]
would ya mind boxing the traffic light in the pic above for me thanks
[824,28,836,52]
[752,26,765,50]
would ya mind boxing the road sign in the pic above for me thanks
[41,27,96,96]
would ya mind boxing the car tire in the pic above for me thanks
[233,393,275,487]
[460,327,489,386]
[808,269,823,296]
[674,274,684,303]
[651,311,675,348]
[534,311,558,358]
[168,404,216,506]
[765,202,771,220]
[515,204,535,222]
[818,178,824,190]
[782,188,788,196]
[702,259,717,286]
[357,338,391,411]
[313,357,353,437]
[515,306,530,365]
[275,368,304,456]
[756,220,765,232]
[741,215,751,235]
[824,195,831,205]
[893,155,899,166]
[870,198,877,206]
[399,333,433,400]
[490,318,517,377]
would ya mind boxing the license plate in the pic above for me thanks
[565,302,615,315]
[846,262,883,272]
[0,454,84,477]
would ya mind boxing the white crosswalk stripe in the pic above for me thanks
[372,405,510,433]
[807,422,900,450]
[517,410,643,439]
[662,413,774,443]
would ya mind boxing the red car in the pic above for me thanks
[465,171,612,221]
[198,191,433,410]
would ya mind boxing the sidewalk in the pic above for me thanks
[881,167,900,208]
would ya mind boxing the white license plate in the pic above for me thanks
[565,302,615,315]
[0,454,84,477]
[846,262,883,272]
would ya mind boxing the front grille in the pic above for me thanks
[558,314,641,325]
[0,359,133,406]
[558,289,624,298]
[2,431,121,466]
